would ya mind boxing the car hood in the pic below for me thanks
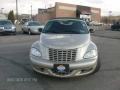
[40,33,90,49]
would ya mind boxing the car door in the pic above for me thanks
[23,22,29,32]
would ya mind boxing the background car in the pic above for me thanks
[22,21,44,35]
[111,21,120,31]
[89,21,103,26]
[0,20,16,35]
[20,18,30,25]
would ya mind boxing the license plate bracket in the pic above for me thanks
[53,64,70,74]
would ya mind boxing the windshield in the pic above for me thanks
[42,20,89,34]
[28,22,40,26]
[0,20,12,25]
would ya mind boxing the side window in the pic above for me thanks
[43,21,53,30]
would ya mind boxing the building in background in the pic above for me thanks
[18,14,31,20]
[0,14,7,20]
[34,2,101,23]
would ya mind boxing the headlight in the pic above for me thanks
[84,50,97,59]
[12,26,16,29]
[30,48,41,57]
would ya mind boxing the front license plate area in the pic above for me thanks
[53,64,70,74]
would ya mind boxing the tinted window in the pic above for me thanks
[43,20,89,34]
[28,22,40,26]
[0,20,12,25]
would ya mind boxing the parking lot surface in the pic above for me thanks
[0,30,120,90]
[92,30,120,39]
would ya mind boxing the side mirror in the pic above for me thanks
[39,28,43,32]
[89,29,95,33]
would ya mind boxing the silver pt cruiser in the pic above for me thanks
[30,18,100,78]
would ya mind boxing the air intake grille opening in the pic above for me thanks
[49,48,77,63]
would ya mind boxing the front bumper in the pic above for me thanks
[30,55,98,78]
[0,30,16,34]
[31,30,40,34]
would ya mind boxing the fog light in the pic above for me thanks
[75,71,82,76]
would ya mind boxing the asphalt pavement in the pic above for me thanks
[0,29,120,90]
[92,30,120,39]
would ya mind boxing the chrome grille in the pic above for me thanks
[4,26,11,29]
[49,48,77,63]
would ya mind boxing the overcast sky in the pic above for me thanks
[0,0,120,16]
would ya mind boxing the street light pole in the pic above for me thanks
[44,0,47,9]
[109,11,112,24]
[1,8,4,14]
[31,5,32,20]
[16,0,18,20]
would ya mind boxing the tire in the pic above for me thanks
[22,29,26,34]
[111,28,114,31]
[11,31,16,35]
[22,31,26,34]
[91,57,101,74]
[13,32,16,35]
[23,31,25,34]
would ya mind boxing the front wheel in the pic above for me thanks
[13,32,16,35]
[11,31,16,35]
